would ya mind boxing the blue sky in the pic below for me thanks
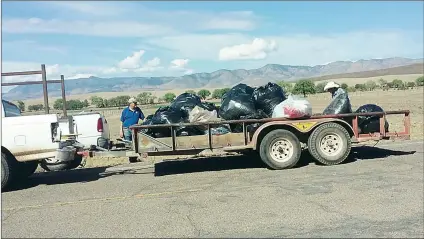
[2,1,423,83]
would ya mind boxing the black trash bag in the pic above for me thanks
[246,123,262,139]
[323,89,352,115]
[219,85,258,120]
[199,101,219,112]
[170,93,201,116]
[252,82,287,117]
[140,114,154,136]
[176,127,205,137]
[222,83,254,101]
[149,106,187,138]
[209,125,231,135]
[355,104,389,134]
[228,110,268,133]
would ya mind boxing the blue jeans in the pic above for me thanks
[123,127,132,141]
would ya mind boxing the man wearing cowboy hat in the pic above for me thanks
[120,97,145,141]
[324,81,346,98]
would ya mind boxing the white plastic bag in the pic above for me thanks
[272,95,312,119]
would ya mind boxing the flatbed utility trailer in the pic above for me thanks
[81,110,411,169]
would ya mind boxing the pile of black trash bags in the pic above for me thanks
[141,82,287,138]
[141,82,389,138]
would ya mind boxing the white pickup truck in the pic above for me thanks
[1,100,83,189]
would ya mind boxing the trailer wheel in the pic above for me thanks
[259,129,301,170]
[307,122,351,165]
[1,152,17,190]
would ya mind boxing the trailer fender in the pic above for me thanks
[251,118,354,150]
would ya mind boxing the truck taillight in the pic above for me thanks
[97,118,104,132]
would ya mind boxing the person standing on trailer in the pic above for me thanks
[323,81,347,99]
[120,97,145,141]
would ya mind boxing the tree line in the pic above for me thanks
[21,76,424,111]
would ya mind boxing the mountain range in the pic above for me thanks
[4,57,424,100]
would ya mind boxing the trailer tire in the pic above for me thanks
[2,151,17,190]
[307,122,351,166]
[259,129,301,170]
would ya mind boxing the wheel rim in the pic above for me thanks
[269,139,294,163]
[319,133,343,158]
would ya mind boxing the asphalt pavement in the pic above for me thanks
[2,140,423,238]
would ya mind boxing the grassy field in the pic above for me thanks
[16,73,423,107]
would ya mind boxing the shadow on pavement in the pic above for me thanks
[154,146,417,176]
[154,154,266,176]
[2,165,150,192]
[347,146,416,162]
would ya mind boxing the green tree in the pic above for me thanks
[211,88,230,99]
[391,79,404,89]
[53,99,65,110]
[406,82,416,89]
[17,100,25,112]
[341,83,348,90]
[197,89,211,100]
[347,86,357,92]
[83,99,89,108]
[277,81,293,94]
[292,80,316,97]
[136,92,154,105]
[314,82,327,93]
[28,104,44,111]
[355,83,367,91]
[365,80,377,91]
[67,100,84,110]
[185,90,197,95]
[378,78,387,88]
[90,96,105,108]
[163,92,176,103]
[416,76,424,86]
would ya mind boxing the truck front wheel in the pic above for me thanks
[259,129,302,170]
[2,151,17,190]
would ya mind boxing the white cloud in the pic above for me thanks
[219,38,278,61]
[170,59,189,69]
[169,59,193,75]
[146,33,251,60]
[116,50,163,73]
[118,50,146,69]
[2,18,176,37]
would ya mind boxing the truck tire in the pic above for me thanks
[307,122,351,166]
[40,155,83,172]
[259,129,302,170]
[2,152,16,190]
